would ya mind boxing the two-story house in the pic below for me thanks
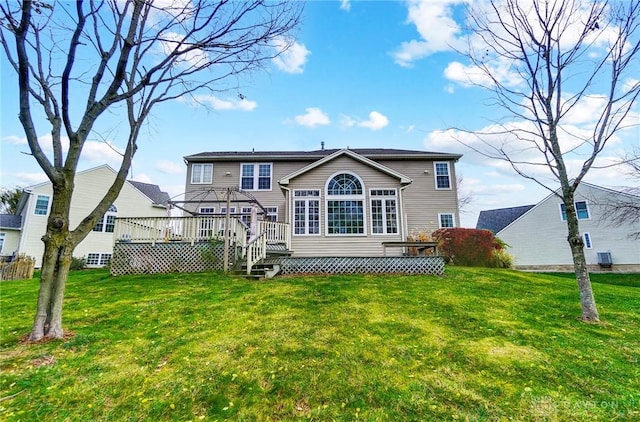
[7,165,170,268]
[182,148,462,258]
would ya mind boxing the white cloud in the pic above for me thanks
[272,37,310,74]
[156,160,184,175]
[188,94,257,111]
[2,135,27,145]
[159,31,210,69]
[357,111,389,130]
[392,0,464,67]
[131,173,153,184]
[340,0,351,12]
[12,172,48,186]
[82,141,126,166]
[339,111,389,131]
[294,107,330,128]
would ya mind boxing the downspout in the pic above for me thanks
[398,184,410,241]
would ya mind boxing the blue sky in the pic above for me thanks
[1,0,638,228]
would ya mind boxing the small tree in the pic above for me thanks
[0,0,302,340]
[0,186,23,214]
[452,0,640,321]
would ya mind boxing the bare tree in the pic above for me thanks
[599,146,640,239]
[454,0,640,321]
[0,0,302,340]
[0,186,23,214]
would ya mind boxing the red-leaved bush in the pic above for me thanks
[433,228,509,267]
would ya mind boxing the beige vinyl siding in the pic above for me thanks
[378,160,459,234]
[287,156,403,257]
[185,160,312,222]
[0,229,21,257]
[18,165,167,267]
[498,184,640,267]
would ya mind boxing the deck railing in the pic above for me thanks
[114,216,249,248]
[258,220,291,248]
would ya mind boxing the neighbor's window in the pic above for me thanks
[439,213,455,228]
[34,195,50,215]
[434,162,451,190]
[93,204,118,233]
[326,173,365,235]
[370,189,398,234]
[241,163,272,190]
[86,253,111,267]
[191,163,213,184]
[560,201,590,221]
[294,190,320,235]
[0,233,5,254]
[583,232,592,249]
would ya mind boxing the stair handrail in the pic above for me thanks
[245,231,267,275]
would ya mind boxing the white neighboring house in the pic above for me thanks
[477,182,640,272]
[7,165,169,268]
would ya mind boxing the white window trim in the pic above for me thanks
[240,163,273,191]
[93,205,118,233]
[293,190,321,236]
[438,213,456,228]
[369,189,398,236]
[199,207,216,215]
[583,232,592,249]
[559,201,591,221]
[0,232,5,254]
[86,252,112,267]
[434,161,452,190]
[265,206,279,222]
[325,171,366,237]
[34,195,50,216]
[191,163,213,184]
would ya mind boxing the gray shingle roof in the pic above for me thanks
[185,148,462,162]
[0,214,22,229]
[476,205,535,234]
[128,181,170,206]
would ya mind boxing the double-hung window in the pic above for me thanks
[438,213,455,228]
[294,191,320,235]
[93,205,117,233]
[434,162,451,190]
[34,195,50,215]
[191,163,213,184]
[326,173,365,235]
[560,201,590,221]
[265,206,278,222]
[370,189,398,234]
[241,163,272,190]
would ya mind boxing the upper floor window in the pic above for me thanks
[265,206,278,222]
[326,173,365,235]
[434,162,451,190]
[560,201,590,221]
[93,204,118,233]
[439,213,455,228]
[241,163,272,190]
[34,195,50,215]
[199,207,215,215]
[191,163,213,184]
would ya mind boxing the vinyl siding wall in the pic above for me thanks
[0,229,21,258]
[498,184,640,267]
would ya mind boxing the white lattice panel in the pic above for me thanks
[275,256,445,276]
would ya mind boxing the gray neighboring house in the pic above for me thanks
[0,214,22,261]
[183,147,462,257]
[477,182,640,272]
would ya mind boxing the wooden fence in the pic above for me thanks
[0,255,35,281]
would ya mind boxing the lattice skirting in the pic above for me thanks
[110,242,237,276]
[272,256,445,276]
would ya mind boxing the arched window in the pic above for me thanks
[326,172,365,235]
[93,204,118,233]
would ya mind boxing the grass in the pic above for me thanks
[0,268,638,421]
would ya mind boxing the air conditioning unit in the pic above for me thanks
[597,251,612,268]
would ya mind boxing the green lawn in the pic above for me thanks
[1,268,638,421]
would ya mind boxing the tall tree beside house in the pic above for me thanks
[0,0,303,340]
[452,0,640,321]
[0,186,23,214]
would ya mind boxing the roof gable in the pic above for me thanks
[0,214,22,230]
[128,180,170,206]
[278,149,413,185]
[476,205,535,233]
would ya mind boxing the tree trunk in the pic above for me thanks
[564,199,600,322]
